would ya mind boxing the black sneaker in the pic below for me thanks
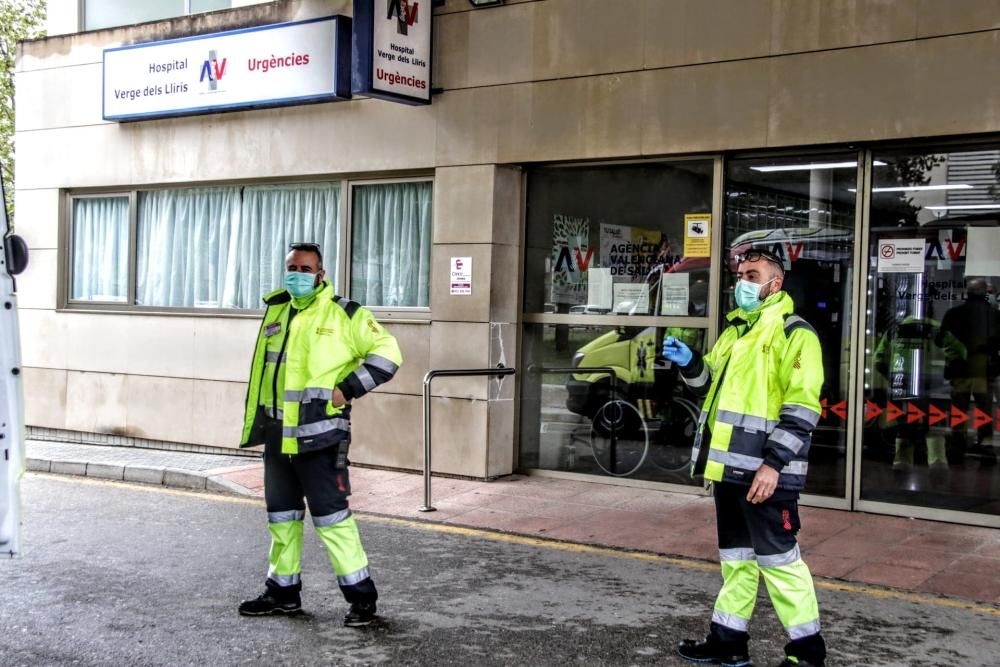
[238,590,303,616]
[677,638,752,666]
[776,659,822,667]
[343,601,377,627]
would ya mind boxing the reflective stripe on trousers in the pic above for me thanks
[267,517,304,585]
[314,514,371,585]
[714,557,758,633]
[338,566,371,587]
[760,558,821,638]
[714,544,821,640]
[268,572,301,587]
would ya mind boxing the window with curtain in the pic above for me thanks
[350,181,432,308]
[70,196,129,302]
[235,182,340,307]
[70,181,342,310]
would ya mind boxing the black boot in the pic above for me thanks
[238,580,302,616]
[779,633,825,667]
[677,636,752,666]
[341,577,379,627]
[343,601,377,627]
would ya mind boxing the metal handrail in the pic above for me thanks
[420,365,516,512]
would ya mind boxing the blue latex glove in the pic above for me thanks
[662,336,693,367]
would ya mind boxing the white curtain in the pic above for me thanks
[233,182,340,307]
[134,183,340,309]
[136,186,242,308]
[351,182,432,307]
[71,197,129,302]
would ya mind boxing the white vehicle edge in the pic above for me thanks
[0,169,29,558]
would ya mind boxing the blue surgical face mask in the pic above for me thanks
[284,271,319,298]
[734,278,776,312]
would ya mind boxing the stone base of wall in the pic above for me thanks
[26,426,260,458]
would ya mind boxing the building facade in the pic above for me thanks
[16,0,1000,527]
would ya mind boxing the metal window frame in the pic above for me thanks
[850,144,1000,529]
[846,150,874,513]
[721,147,867,511]
[516,154,723,497]
[61,191,133,307]
[521,153,720,331]
[345,176,434,322]
[59,173,433,320]
[79,0,218,32]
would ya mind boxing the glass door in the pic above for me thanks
[859,145,1000,524]
[724,153,861,501]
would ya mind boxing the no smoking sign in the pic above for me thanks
[877,239,925,273]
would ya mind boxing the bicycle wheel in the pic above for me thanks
[648,396,699,473]
[590,399,649,477]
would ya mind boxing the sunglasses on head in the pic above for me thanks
[736,249,784,270]
[288,242,321,251]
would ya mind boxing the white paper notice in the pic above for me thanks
[612,283,649,314]
[660,273,690,316]
[450,256,472,295]
[965,227,1000,277]
[877,238,925,273]
[587,268,613,310]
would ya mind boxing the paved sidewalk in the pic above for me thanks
[26,440,1000,605]
[26,440,263,496]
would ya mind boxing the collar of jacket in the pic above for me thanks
[725,290,794,326]
[290,279,333,310]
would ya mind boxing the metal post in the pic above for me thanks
[420,365,516,512]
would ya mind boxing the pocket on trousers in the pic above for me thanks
[334,439,350,470]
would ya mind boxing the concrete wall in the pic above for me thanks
[15,0,1000,477]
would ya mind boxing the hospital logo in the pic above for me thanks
[199,49,228,91]
[387,0,419,35]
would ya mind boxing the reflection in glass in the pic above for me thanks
[523,161,714,319]
[862,146,1000,515]
[724,155,858,497]
[519,324,706,485]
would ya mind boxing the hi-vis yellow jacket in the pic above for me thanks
[679,291,823,491]
[240,280,402,455]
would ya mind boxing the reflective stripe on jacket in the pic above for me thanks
[679,291,823,491]
[240,281,402,455]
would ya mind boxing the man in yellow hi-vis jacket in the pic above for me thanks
[663,249,826,667]
[238,242,402,627]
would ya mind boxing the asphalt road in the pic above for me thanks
[1,474,998,666]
